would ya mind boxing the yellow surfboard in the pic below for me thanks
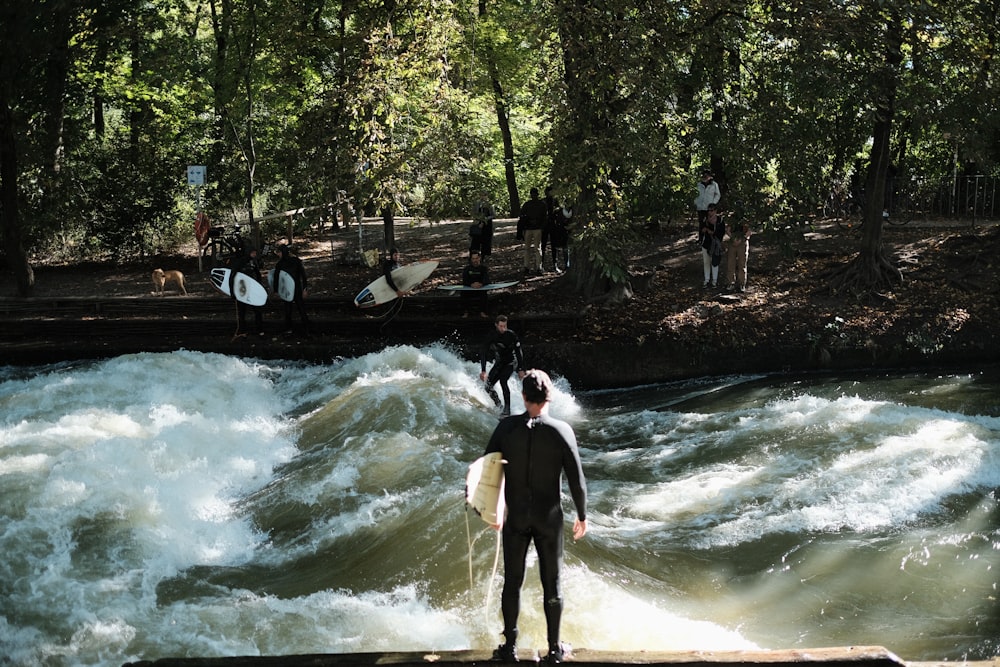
[466,452,506,527]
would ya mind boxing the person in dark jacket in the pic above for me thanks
[472,193,496,260]
[230,246,265,337]
[485,369,588,665]
[699,204,725,288]
[272,244,309,334]
[382,247,405,297]
[480,315,525,417]
[517,188,547,275]
[462,251,490,318]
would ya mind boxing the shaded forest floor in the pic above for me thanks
[9,215,1000,383]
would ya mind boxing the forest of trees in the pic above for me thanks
[1,0,998,297]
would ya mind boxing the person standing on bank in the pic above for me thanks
[543,186,558,271]
[517,188,547,276]
[382,247,407,298]
[273,244,310,334]
[694,170,721,228]
[480,315,525,417]
[700,204,725,288]
[473,193,496,260]
[485,369,588,665]
[549,204,571,274]
[725,217,752,293]
[462,250,490,318]
[230,245,265,337]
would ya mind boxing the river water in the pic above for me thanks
[1,347,997,666]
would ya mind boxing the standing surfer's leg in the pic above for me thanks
[496,527,531,661]
[486,366,504,407]
[537,512,566,661]
[498,365,514,415]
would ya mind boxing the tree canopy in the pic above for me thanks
[1,0,997,296]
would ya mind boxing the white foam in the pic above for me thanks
[3,354,998,665]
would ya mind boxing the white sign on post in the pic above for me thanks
[187,165,206,186]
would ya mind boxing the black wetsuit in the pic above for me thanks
[485,412,587,648]
[481,328,524,411]
[462,261,490,313]
[230,252,264,335]
[273,253,309,332]
[383,257,400,292]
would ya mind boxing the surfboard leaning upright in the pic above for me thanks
[466,452,506,527]
[354,260,438,308]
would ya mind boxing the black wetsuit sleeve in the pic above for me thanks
[481,331,495,372]
[297,258,308,290]
[559,422,587,522]
[384,260,399,292]
[484,416,518,455]
[513,333,524,369]
[271,258,284,290]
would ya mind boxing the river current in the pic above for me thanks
[0,347,997,666]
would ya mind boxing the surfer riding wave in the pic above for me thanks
[480,315,525,418]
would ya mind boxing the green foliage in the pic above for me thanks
[573,182,640,285]
[2,0,997,289]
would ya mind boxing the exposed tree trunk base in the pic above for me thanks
[586,281,633,306]
[827,247,903,295]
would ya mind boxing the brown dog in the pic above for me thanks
[151,268,187,296]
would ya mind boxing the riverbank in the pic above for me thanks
[2,218,998,386]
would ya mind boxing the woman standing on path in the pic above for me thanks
[700,204,725,288]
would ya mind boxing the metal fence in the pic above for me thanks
[887,174,999,223]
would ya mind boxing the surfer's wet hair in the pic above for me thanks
[522,369,553,405]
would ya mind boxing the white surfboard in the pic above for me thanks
[354,260,438,308]
[210,267,268,307]
[465,452,506,527]
[438,281,519,292]
[267,269,297,302]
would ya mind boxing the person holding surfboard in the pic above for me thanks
[273,244,310,334]
[484,369,588,664]
[230,245,266,337]
[382,247,407,298]
[480,315,525,417]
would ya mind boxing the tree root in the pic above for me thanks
[827,249,903,295]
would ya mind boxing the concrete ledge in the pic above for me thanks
[121,645,1000,667]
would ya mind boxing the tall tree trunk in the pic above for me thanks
[479,0,519,216]
[41,0,75,176]
[550,2,620,300]
[382,206,395,252]
[833,12,903,293]
[0,93,35,296]
[243,0,259,249]
[490,66,520,216]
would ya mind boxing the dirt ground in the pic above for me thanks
[12,214,1000,381]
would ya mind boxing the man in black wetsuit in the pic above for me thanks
[382,247,404,297]
[485,369,588,664]
[230,245,265,337]
[272,244,309,334]
[462,251,490,318]
[480,315,525,417]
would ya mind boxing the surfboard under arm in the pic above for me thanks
[465,452,506,527]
